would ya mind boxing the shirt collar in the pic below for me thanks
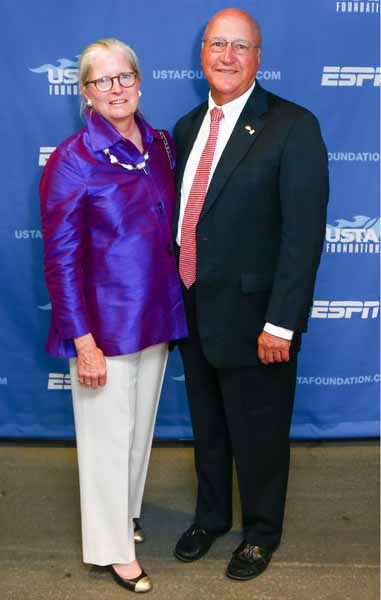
[207,80,256,120]
[85,109,161,152]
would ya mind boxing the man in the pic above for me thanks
[173,8,329,581]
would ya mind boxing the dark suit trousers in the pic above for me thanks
[179,284,297,550]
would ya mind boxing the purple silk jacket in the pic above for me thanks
[40,110,187,358]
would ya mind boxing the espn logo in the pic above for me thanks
[322,66,380,87]
[48,373,71,390]
[311,300,380,319]
[39,147,56,166]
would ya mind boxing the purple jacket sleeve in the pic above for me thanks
[40,147,91,340]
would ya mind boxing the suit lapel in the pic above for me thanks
[199,83,269,222]
[175,103,208,192]
[173,103,208,239]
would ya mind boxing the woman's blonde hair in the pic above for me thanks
[79,38,141,115]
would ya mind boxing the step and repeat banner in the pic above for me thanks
[0,0,379,439]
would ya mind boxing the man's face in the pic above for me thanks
[201,12,261,105]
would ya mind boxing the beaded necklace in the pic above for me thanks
[103,148,149,175]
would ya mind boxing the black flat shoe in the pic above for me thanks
[174,524,224,562]
[226,542,273,580]
[109,566,152,592]
[133,518,145,543]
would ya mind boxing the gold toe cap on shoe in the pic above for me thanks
[135,575,153,592]
[134,530,145,543]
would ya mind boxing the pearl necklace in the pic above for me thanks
[103,148,150,174]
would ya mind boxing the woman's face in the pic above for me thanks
[82,48,140,132]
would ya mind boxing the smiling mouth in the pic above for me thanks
[110,99,127,105]
[215,68,238,74]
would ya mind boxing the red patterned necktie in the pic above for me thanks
[179,107,224,288]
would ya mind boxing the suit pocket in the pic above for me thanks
[241,271,273,294]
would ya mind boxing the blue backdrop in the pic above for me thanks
[0,0,379,439]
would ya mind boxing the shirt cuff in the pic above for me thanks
[264,322,294,341]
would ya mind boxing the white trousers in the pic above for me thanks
[69,343,168,565]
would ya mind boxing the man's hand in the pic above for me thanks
[257,330,291,365]
[74,333,107,388]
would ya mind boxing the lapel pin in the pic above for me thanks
[245,125,256,135]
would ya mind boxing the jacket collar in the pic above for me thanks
[86,109,161,152]
[199,82,269,222]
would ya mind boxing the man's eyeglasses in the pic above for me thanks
[203,38,260,55]
[84,71,137,92]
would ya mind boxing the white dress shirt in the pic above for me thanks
[177,83,293,341]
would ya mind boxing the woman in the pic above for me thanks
[40,38,187,593]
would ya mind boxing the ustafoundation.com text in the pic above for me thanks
[297,374,380,386]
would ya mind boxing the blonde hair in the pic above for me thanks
[78,38,141,115]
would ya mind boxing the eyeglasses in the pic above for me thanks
[203,38,260,55]
[84,71,137,92]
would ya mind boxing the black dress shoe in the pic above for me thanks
[109,566,152,593]
[226,542,273,580]
[174,524,220,562]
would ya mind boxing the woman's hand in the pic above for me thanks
[74,333,107,388]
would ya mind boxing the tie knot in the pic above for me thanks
[210,107,224,122]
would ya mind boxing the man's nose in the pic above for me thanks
[220,43,235,63]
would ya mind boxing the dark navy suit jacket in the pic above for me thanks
[173,82,329,368]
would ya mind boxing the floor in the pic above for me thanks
[0,442,379,599]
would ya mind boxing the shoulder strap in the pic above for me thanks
[158,130,174,170]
